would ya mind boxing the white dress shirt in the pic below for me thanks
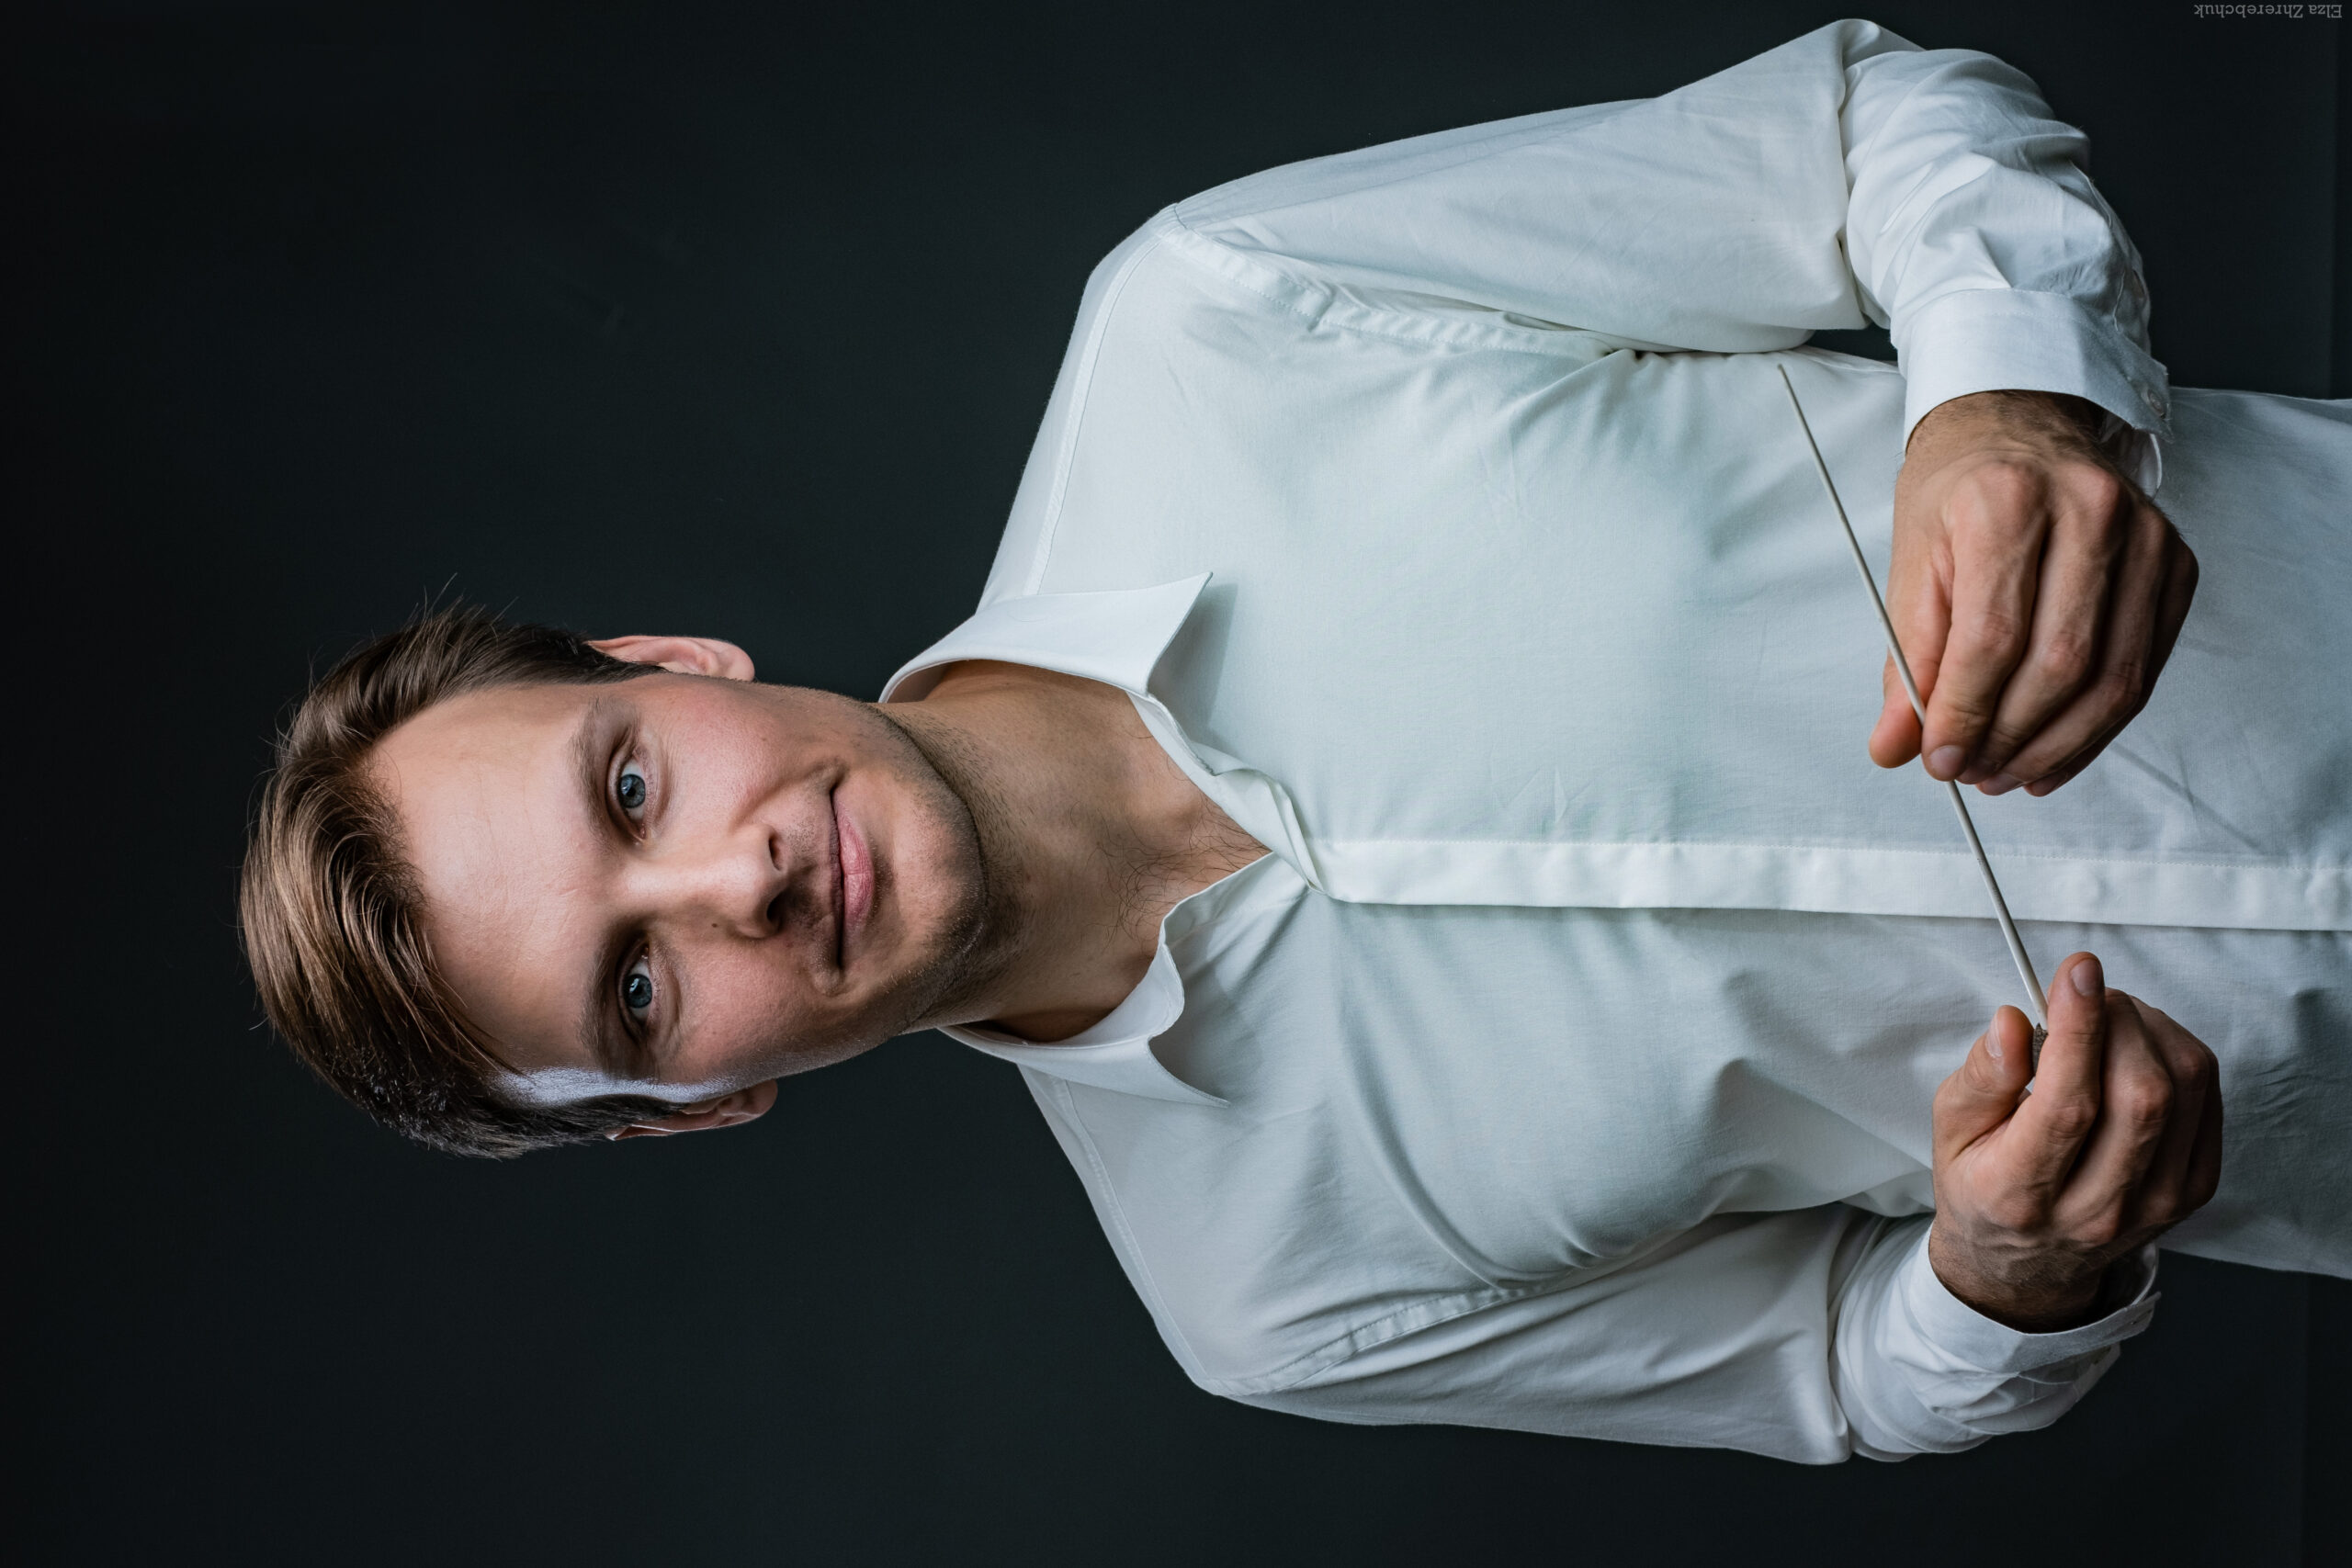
[880,20,2351,1462]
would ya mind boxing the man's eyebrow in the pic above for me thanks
[568,696,651,1079]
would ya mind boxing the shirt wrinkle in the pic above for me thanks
[884,19,2350,1461]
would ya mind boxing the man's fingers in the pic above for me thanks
[1982,504,2181,791]
[2055,994,2176,1236]
[1932,1005,2036,1165]
[2123,997,2222,1229]
[2185,1054,2225,1211]
[2150,536,2199,687]
[2015,533,2194,797]
[2013,698,2137,799]
[2018,704,2141,798]
[1963,475,2128,784]
[1919,471,2046,780]
[2006,953,2110,1192]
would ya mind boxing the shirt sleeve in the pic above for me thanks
[1173,17,2169,475]
[1224,1209,2159,1464]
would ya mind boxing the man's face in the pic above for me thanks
[369,671,989,1100]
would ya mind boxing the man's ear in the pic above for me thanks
[607,1080,778,1141]
[588,635,756,682]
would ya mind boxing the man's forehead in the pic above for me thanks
[369,683,616,1067]
[370,687,599,884]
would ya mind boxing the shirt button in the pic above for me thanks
[2141,387,2167,419]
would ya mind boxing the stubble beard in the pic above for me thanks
[862,701,1027,1036]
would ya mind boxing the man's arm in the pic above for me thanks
[1215,949,2222,1461]
[1219,969,2217,1461]
[1223,1207,2158,1463]
[1178,18,2186,792]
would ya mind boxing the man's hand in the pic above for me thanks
[1928,953,2222,1332]
[1875,391,2198,797]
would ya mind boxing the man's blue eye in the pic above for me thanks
[623,964,654,1013]
[616,763,648,812]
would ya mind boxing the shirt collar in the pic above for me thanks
[878,574,1212,705]
[879,574,1231,1105]
[940,942,1213,1105]
[931,857,1275,1106]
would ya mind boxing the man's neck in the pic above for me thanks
[882,661,1262,1043]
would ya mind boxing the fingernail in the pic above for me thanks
[1981,773,2022,795]
[1985,1031,2003,1062]
[2070,955,2103,998]
[1928,746,1966,779]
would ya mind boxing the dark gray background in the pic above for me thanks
[13,2,2347,1562]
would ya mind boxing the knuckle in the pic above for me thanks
[2072,468,2127,517]
[1986,1194,2041,1234]
[2041,1098,2099,1142]
[1942,697,1997,733]
[2096,657,2150,713]
[1956,463,2031,512]
[2036,631,2097,692]
[2074,1209,2123,1249]
[2118,1081,2173,1131]
[1962,461,2039,513]
[1982,733,2033,773]
[1979,715,2032,755]
[1973,604,2031,656]
[1951,617,2030,685]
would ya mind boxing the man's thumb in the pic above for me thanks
[2023,953,2111,1110]
[1869,659,1924,768]
[2049,952,2105,1034]
[1935,1005,2036,1156]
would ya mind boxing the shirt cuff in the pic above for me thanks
[1899,1228,2161,1374]
[1894,287,2172,491]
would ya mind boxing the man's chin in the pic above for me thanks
[886,908,1009,1039]
[863,694,1012,1033]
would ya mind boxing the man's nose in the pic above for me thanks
[636,823,795,941]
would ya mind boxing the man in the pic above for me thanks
[242,20,2348,1461]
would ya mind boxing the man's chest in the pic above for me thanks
[1046,327,1937,876]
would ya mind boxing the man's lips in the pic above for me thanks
[833,791,876,969]
[829,793,845,969]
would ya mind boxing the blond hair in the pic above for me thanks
[240,605,675,1156]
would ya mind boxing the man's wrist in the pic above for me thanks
[1927,1225,2107,1333]
[1905,389,2109,461]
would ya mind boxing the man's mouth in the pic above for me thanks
[831,788,876,971]
[830,791,845,970]
[837,789,875,964]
